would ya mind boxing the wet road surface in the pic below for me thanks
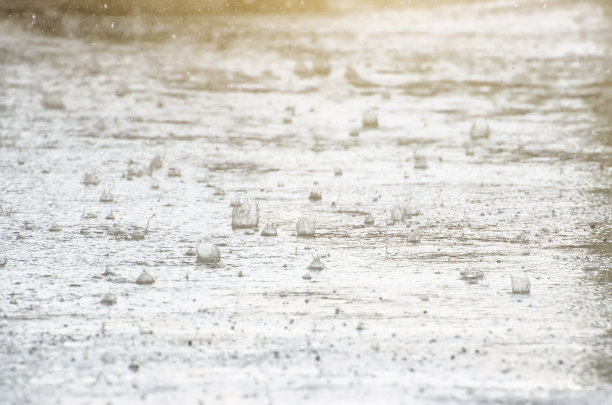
[1,1,612,403]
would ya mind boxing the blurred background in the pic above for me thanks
[3,0,577,14]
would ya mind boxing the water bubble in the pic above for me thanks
[406,229,421,244]
[364,214,375,226]
[511,274,531,294]
[0,254,7,267]
[107,223,146,241]
[149,154,163,172]
[346,66,374,87]
[126,162,146,180]
[311,142,325,152]
[196,243,220,264]
[403,205,420,218]
[334,167,343,176]
[470,120,490,140]
[362,110,378,129]
[302,273,312,280]
[100,293,117,306]
[232,199,259,229]
[309,189,322,201]
[82,211,97,219]
[308,256,326,271]
[514,230,530,244]
[135,270,155,285]
[261,223,278,237]
[297,217,316,237]
[99,190,113,203]
[167,167,181,178]
[48,224,62,232]
[102,267,115,277]
[82,172,100,186]
[460,267,484,284]
[390,207,404,223]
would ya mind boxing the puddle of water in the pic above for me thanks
[0,0,611,403]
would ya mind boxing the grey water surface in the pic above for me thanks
[1,1,611,404]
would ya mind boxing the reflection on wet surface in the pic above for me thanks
[0,0,611,403]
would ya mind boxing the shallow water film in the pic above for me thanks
[1,0,612,404]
